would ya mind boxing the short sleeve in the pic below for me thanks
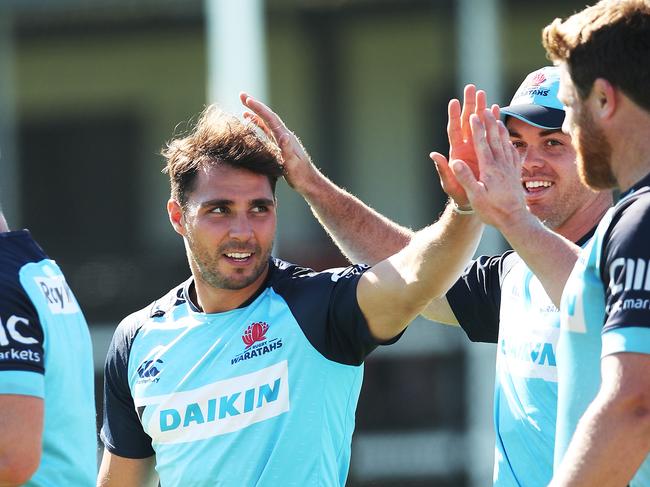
[272,262,396,366]
[0,279,45,397]
[100,315,155,458]
[446,251,518,343]
[600,194,650,357]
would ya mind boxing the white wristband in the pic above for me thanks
[451,201,475,215]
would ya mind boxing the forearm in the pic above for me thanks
[552,353,650,486]
[359,203,483,340]
[550,396,650,486]
[298,168,413,265]
[498,210,580,306]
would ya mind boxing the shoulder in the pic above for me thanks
[109,280,188,358]
[601,189,650,262]
[268,258,368,291]
[0,233,44,322]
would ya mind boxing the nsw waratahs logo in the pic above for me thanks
[529,72,546,86]
[243,322,269,348]
[231,321,283,365]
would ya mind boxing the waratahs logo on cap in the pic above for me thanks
[529,72,546,87]
[232,322,283,365]
[243,322,269,348]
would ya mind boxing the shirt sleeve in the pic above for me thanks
[0,278,45,397]
[274,263,399,366]
[600,194,650,357]
[100,314,155,458]
[446,251,518,343]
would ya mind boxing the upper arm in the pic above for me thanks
[600,352,650,401]
[101,317,155,459]
[0,277,46,484]
[274,263,393,365]
[97,449,158,487]
[0,394,43,485]
[600,195,650,356]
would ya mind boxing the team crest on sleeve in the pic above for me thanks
[231,322,283,365]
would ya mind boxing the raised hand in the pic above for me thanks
[431,85,500,208]
[450,109,527,229]
[240,92,318,193]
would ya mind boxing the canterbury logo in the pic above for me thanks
[609,257,650,296]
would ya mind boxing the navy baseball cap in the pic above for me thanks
[501,66,565,130]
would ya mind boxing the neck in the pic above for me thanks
[190,264,270,314]
[0,213,9,233]
[610,99,650,191]
[553,191,613,242]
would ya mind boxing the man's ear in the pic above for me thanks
[591,78,617,121]
[167,199,187,236]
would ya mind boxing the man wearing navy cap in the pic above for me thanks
[241,66,612,486]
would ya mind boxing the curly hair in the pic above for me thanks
[543,0,650,111]
[162,105,284,206]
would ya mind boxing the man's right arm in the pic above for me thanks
[97,451,158,487]
[240,88,494,325]
[99,316,158,486]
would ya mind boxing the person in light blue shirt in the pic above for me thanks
[239,68,612,486]
[0,210,96,486]
[437,2,650,483]
[543,1,650,485]
[99,101,488,487]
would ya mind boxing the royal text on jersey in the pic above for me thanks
[34,275,80,314]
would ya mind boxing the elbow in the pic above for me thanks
[0,450,41,486]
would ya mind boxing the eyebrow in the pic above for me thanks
[508,128,564,138]
[199,198,275,208]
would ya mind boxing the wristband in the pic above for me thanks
[451,201,475,215]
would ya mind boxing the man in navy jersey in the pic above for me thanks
[98,104,485,486]
[439,1,650,485]
[0,209,96,486]
[240,68,611,486]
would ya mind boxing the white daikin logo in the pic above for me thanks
[33,275,79,315]
[136,361,290,444]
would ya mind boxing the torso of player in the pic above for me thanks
[494,258,559,486]
[0,231,96,487]
[128,281,364,486]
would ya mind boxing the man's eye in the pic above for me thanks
[545,139,563,147]
[210,207,229,214]
[251,206,268,213]
[511,140,526,150]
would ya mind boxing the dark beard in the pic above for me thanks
[188,237,272,291]
[575,109,617,190]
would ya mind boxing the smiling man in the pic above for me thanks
[97,104,486,487]
[239,67,612,486]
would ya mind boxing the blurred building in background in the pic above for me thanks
[0,1,587,485]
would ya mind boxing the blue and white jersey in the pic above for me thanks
[447,234,592,487]
[101,258,397,487]
[558,173,650,486]
[0,230,96,486]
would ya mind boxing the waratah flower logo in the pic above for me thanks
[530,72,546,86]
[242,322,269,348]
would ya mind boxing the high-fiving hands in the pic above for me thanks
[451,108,529,230]
[431,84,500,209]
